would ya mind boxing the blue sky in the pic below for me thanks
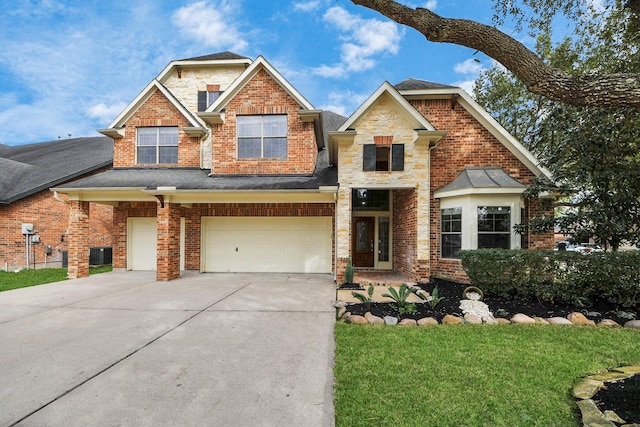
[0,0,518,146]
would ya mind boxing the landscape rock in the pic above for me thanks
[568,312,596,326]
[547,317,573,325]
[603,410,626,424]
[442,314,463,325]
[496,318,511,324]
[598,319,621,328]
[365,312,385,325]
[511,313,536,324]
[337,307,347,319]
[334,301,348,309]
[417,317,439,326]
[384,316,398,326]
[573,378,604,399]
[483,316,498,325]
[575,399,616,427]
[464,314,482,324]
[624,319,640,329]
[346,314,367,325]
[398,318,417,327]
[534,317,550,325]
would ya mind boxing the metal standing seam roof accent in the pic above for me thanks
[435,167,526,195]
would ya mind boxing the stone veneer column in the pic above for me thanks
[67,200,91,279]
[156,201,181,281]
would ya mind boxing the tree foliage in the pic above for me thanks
[349,0,640,108]
[473,8,640,250]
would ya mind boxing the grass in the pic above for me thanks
[0,266,112,292]
[334,323,640,426]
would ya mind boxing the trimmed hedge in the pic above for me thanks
[460,249,640,309]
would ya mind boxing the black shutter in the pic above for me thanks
[363,144,376,171]
[391,144,404,171]
[197,91,207,111]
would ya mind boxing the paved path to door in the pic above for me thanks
[0,271,336,426]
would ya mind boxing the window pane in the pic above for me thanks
[378,217,390,262]
[264,137,287,158]
[442,234,462,258]
[376,146,390,171]
[159,146,178,164]
[158,128,178,146]
[137,128,157,146]
[137,146,156,164]
[263,115,287,137]
[352,189,390,211]
[237,116,262,137]
[478,234,510,249]
[238,138,261,158]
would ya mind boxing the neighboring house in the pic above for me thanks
[0,137,114,270]
[53,52,554,283]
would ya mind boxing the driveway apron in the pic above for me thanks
[0,271,336,427]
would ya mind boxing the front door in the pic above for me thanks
[353,217,375,267]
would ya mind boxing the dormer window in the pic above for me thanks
[198,84,223,111]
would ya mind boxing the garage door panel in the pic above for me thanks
[202,217,331,273]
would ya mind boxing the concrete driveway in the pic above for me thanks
[0,271,336,427]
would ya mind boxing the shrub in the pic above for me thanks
[344,257,355,284]
[460,249,640,309]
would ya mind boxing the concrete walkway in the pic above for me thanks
[0,271,336,427]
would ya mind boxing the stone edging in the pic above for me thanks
[334,301,640,329]
[573,366,640,427]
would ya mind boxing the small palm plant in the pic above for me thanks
[414,286,445,309]
[382,284,413,311]
[352,284,375,309]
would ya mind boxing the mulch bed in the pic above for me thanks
[339,278,640,423]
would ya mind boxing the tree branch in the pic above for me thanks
[350,0,640,108]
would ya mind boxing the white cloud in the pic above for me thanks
[313,6,402,78]
[318,90,369,117]
[172,1,248,52]
[452,80,475,95]
[87,102,128,124]
[454,58,486,76]
[424,0,437,10]
[293,0,321,12]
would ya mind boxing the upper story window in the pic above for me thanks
[441,207,462,258]
[237,115,288,159]
[352,189,390,211]
[137,127,178,164]
[198,89,223,111]
[363,144,404,171]
[477,206,511,249]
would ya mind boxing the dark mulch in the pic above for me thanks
[593,374,640,424]
[340,278,640,423]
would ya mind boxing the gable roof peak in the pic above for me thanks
[394,78,458,91]
[178,51,250,61]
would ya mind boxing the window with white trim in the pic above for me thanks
[477,206,511,249]
[441,207,462,258]
[137,127,178,164]
[237,115,287,159]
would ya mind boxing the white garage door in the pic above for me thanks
[202,217,332,273]
[127,218,185,271]
[128,218,157,270]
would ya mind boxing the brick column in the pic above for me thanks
[67,200,91,279]
[157,202,181,281]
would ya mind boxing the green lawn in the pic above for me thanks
[334,323,640,426]
[0,266,112,292]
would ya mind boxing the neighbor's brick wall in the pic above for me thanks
[113,90,201,168]
[410,98,553,282]
[211,69,318,175]
[0,189,112,271]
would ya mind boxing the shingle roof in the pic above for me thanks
[0,137,113,204]
[55,149,337,192]
[394,78,458,91]
[179,51,250,61]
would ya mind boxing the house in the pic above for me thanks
[53,52,554,283]
[0,137,114,270]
